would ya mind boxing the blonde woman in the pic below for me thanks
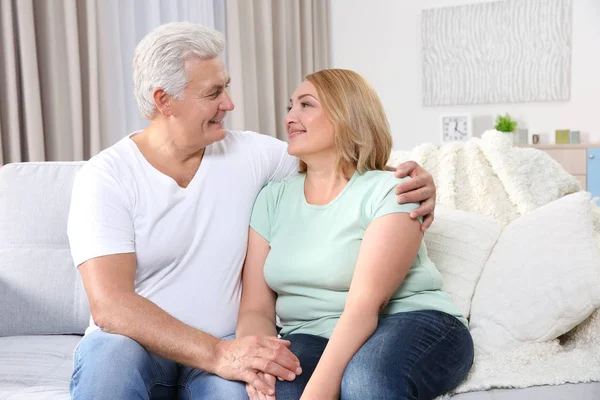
[237,69,473,400]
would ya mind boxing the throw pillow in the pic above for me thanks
[424,207,502,319]
[469,191,600,353]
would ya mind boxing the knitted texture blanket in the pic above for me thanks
[387,130,600,396]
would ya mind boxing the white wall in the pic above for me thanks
[330,0,600,150]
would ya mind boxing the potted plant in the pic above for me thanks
[495,113,518,134]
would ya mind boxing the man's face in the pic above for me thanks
[169,56,234,149]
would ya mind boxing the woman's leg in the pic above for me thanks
[275,333,328,400]
[341,310,473,400]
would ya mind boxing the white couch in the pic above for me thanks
[1,161,599,400]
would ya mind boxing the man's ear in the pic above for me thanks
[153,88,173,117]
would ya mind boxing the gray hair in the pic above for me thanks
[133,22,225,119]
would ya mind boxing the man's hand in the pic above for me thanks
[246,372,276,400]
[212,336,301,395]
[394,161,436,231]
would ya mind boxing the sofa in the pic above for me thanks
[1,158,600,399]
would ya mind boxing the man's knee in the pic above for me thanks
[76,330,149,367]
[186,372,248,400]
[71,330,155,398]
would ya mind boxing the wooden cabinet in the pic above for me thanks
[520,145,600,198]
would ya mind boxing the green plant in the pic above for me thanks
[495,113,518,133]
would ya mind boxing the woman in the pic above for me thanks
[237,69,473,400]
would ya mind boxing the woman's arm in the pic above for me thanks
[238,228,294,400]
[236,227,279,339]
[301,213,423,399]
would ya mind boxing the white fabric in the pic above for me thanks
[424,207,502,319]
[386,131,600,396]
[388,131,581,227]
[0,162,89,336]
[67,130,298,338]
[0,335,79,400]
[469,192,600,352]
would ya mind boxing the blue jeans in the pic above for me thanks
[277,310,474,400]
[70,329,247,400]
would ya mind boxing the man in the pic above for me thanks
[67,22,436,399]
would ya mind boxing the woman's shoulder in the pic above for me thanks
[263,173,303,190]
[355,170,410,193]
[258,174,304,202]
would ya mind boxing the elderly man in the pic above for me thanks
[67,22,437,399]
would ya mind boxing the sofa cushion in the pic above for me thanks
[0,162,90,336]
[424,207,502,319]
[0,335,79,399]
[469,192,600,352]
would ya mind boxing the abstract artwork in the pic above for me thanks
[422,0,572,106]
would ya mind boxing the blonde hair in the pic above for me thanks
[299,69,392,174]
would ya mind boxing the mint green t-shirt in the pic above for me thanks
[250,170,467,338]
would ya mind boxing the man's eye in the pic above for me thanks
[286,106,292,112]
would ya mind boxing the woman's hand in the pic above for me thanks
[393,161,436,231]
[246,372,277,400]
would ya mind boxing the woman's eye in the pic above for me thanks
[286,106,292,112]
[301,102,310,108]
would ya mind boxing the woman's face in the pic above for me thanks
[284,81,335,159]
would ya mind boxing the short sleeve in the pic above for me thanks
[252,133,299,183]
[370,175,421,222]
[67,164,135,267]
[250,184,276,242]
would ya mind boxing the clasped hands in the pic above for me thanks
[212,335,299,400]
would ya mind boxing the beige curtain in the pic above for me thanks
[0,0,103,163]
[0,0,223,164]
[225,0,330,140]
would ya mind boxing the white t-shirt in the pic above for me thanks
[67,130,298,338]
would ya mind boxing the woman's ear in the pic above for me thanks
[153,88,173,117]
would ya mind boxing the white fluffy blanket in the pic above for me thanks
[388,131,600,396]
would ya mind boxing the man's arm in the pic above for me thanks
[386,161,437,231]
[78,253,298,395]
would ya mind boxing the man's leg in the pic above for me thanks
[177,367,248,400]
[71,329,179,400]
[177,333,247,400]
[340,310,474,400]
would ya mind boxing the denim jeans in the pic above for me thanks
[276,310,474,400]
[70,329,247,400]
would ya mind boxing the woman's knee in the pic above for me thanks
[341,364,415,400]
